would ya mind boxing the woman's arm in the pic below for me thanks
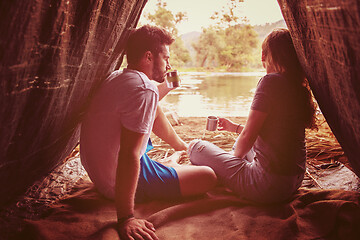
[233,110,268,158]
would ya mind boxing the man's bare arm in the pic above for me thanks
[152,105,187,151]
[156,80,179,101]
[116,126,158,240]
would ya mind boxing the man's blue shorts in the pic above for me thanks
[135,139,181,203]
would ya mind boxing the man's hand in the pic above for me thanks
[118,217,158,240]
[157,81,176,101]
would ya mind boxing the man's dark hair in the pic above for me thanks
[125,25,174,65]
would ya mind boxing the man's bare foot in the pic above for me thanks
[157,151,187,167]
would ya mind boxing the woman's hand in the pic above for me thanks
[218,118,238,132]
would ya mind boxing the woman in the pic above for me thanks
[188,28,317,203]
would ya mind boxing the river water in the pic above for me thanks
[161,71,265,117]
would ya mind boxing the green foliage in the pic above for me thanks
[145,0,190,68]
[192,27,225,68]
[192,0,259,71]
[170,38,191,68]
[219,25,258,70]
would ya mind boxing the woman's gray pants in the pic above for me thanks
[188,140,304,203]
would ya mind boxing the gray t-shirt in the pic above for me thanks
[251,73,306,176]
[80,68,159,198]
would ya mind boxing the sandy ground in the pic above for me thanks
[148,116,246,162]
[149,115,349,168]
[1,115,359,238]
[150,115,359,191]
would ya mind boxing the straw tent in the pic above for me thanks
[278,0,360,176]
[0,0,359,211]
[0,0,147,207]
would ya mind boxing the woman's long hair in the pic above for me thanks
[262,28,317,129]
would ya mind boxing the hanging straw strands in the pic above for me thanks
[305,116,347,169]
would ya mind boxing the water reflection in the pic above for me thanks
[162,72,264,117]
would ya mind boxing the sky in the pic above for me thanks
[140,0,284,35]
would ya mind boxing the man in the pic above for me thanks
[80,25,217,240]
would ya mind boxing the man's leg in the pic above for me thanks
[136,152,181,202]
[173,164,217,197]
[136,151,216,202]
[155,150,217,197]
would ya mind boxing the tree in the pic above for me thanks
[193,0,259,71]
[219,25,258,70]
[192,27,225,68]
[145,0,190,68]
[211,0,247,28]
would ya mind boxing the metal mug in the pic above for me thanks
[206,116,218,131]
[166,70,181,88]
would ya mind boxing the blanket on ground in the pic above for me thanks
[22,179,360,240]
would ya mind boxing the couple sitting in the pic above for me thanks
[80,25,316,240]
